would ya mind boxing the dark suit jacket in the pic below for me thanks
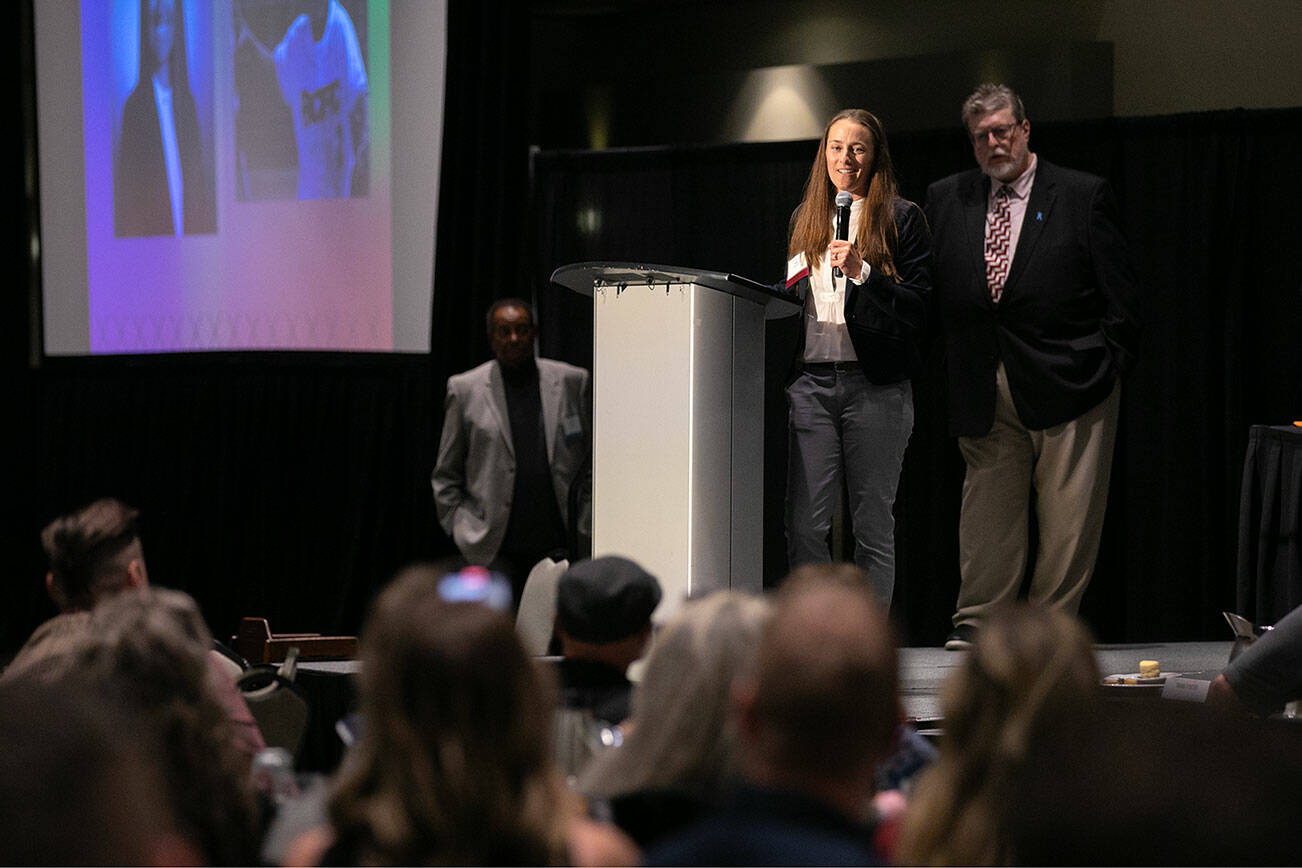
[648,783,885,866]
[925,159,1141,436]
[781,198,932,385]
[114,80,216,237]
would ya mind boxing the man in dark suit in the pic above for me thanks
[926,84,1141,650]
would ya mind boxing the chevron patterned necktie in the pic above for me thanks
[985,185,1014,303]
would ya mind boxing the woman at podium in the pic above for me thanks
[781,108,932,608]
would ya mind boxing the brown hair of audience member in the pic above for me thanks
[0,678,203,866]
[40,497,147,611]
[325,564,570,866]
[896,603,1100,866]
[789,108,903,278]
[580,590,771,800]
[22,588,262,866]
[736,564,900,815]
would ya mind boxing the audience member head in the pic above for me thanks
[897,603,1099,866]
[486,297,538,371]
[1,611,93,683]
[734,563,899,819]
[18,587,262,865]
[327,563,568,865]
[580,590,771,799]
[556,555,662,671]
[40,497,147,612]
[0,678,203,866]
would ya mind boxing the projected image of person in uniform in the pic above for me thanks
[114,0,216,237]
[233,0,369,200]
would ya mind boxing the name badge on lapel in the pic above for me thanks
[561,413,584,442]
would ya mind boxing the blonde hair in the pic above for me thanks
[789,108,903,278]
[896,604,1100,866]
[579,591,771,799]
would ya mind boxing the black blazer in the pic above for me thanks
[781,198,932,385]
[114,80,216,237]
[925,159,1141,436]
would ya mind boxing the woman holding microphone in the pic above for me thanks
[782,108,931,609]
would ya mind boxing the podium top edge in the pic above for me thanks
[549,262,800,314]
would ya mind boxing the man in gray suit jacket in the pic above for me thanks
[432,299,591,599]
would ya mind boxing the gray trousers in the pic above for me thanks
[785,366,914,607]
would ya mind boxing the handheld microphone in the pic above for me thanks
[833,190,852,278]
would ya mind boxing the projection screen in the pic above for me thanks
[35,0,445,354]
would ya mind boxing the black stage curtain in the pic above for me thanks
[430,0,534,387]
[12,356,443,651]
[533,110,1302,645]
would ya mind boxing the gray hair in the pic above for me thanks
[961,83,1027,130]
[578,591,771,798]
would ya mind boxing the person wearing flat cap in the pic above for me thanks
[555,555,662,727]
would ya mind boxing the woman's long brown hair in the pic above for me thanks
[789,108,901,279]
[327,566,568,865]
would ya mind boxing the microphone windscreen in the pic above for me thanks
[834,191,853,208]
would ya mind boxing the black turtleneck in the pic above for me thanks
[499,360,566,560]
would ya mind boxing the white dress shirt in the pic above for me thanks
[803,197,872,363]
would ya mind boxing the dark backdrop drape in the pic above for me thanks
[533,110,1302,645]
[430,0,534,382]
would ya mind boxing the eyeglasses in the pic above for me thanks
[971,122,1020,145]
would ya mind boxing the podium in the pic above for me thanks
[551,262,799,616]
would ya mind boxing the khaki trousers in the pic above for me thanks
[954,364,1120,627]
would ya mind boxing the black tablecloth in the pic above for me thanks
[1237,425,1302,625]
[294,661,359,774]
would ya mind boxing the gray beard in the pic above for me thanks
[985,162,1021,183]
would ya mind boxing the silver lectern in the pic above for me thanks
[551,262,799,618]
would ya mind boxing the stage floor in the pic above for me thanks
[900,640,1235,721]
[300,641,1239,737]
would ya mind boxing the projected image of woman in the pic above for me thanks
[781,109,931,609]
[114,0,216,237]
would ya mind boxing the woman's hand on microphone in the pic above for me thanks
[827,240,864,280]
